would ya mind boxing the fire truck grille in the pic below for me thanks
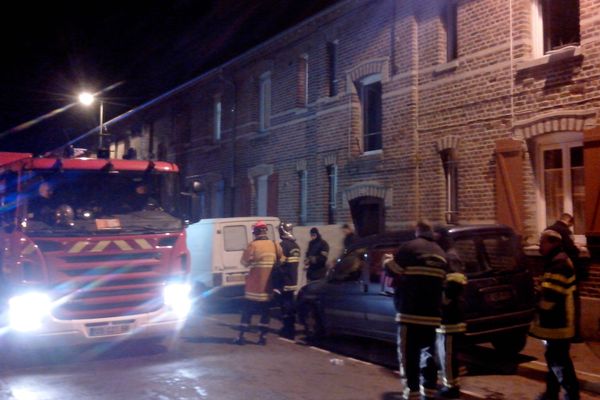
[52,253,170,320]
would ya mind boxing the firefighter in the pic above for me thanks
[547,213,586,342]
[530,229,580,400]
[272,221,301,339]
[383,221,448,400]
[436,245,467,399]
[234,220,284,346]
[304,227,329,281]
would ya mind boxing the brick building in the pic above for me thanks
[93,0,600,337]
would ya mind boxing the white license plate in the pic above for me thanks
[88,324,131,337]
[225,274,245,283]
[485,290,513,302]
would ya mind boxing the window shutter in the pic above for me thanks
[495,139,524,234]
[584,128,600,254]
[267,173,279,216]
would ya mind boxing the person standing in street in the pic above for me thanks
[383,221,448,400]
[272,221,301,339]
[341,223,357,256]
[547,213,586,342]
[304,227,329,281]
[436,244,467,399]
[234,220,284,346]
[530,229,580,400]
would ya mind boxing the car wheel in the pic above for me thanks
[491,330,527,354]
[302,304,325,341]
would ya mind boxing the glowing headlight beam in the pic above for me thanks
[9,292,52,332]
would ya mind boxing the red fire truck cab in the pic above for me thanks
[0,152,194,347]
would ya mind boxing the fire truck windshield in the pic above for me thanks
[22,170,182,235]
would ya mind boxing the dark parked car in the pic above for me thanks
[297,224,535,354]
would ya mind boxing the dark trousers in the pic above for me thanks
[544,339,580,400]
[397,323,438,400]
[239,299,271,335]
[436,331,462,389]
[277,290,296,337]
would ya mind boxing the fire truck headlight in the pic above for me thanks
[163,283,192,318]
[9,292,52,332]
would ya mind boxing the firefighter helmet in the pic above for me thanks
[253,220,268,235]
[279,221,295,241]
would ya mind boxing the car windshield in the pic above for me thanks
[21,169,182,236]
[451,233,519,274]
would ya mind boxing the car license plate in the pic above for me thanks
[88,324,131,337]
[225,274,245,283]
[485,289,513,303]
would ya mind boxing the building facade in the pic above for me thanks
[99,0,600,336]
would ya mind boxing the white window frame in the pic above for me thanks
[213,97,222,142]
[535,132,584,240]
[259,72,271,131]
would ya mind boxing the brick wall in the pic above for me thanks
[105,0,600,291]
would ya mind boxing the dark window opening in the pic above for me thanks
[359,80,382,152]
[542,0,580,52]
[327,41,338,97]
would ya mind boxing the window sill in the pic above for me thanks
[433,59,459,75]
[361,149,383,157]
[516,45,582,72]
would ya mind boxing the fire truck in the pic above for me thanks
[0,152,195,347]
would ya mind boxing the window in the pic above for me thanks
[174,110,191,144]
[440,148,458,223]
[444,2,458,61]
[256,175,268,216]
[259,72,271,131]
[299,169,307,225]
[211,180,225,218]
[532,0,580,57]
[223,225,248,251]
[540,141,584,234]
[214,98,222,142]
[327,165,337,224]
[297,55,308,107]
[357,75,383,152]
[327,41,338,97]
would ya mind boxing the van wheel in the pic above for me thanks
[491,331,527,355]
[302,304,324,341]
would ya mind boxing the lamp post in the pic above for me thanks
[78,92,109,158]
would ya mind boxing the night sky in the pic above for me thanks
[0,0,337,154]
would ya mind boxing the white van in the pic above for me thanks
[185,217,281,297]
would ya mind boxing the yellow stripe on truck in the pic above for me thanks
[68,241,90,253]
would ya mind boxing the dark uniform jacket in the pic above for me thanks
[438,249,467,333]
[306,237,329,281]
[273,238,300,292]
[530,248,576,340]
[386,233,448,326]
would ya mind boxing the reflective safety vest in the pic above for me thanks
[530,250,576,340]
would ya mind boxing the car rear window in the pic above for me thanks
[452,233,519,274]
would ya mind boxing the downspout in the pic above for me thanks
[413,12,421,220]
[509,0,515,137]
[218,70,237,217]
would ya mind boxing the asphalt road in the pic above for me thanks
[1,311,599,400]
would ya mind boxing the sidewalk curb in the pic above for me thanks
[517,360,600,395]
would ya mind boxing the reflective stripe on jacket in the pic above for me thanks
[387,236,448,326]
[530,251,576,340]
[241,237,284,302]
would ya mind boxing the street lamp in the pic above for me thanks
[78,91,109,158]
